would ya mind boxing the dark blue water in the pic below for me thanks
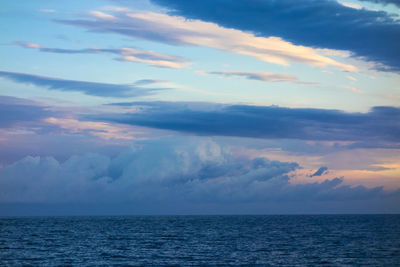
[1,215,399,266]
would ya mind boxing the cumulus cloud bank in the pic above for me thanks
[1,137,397,214]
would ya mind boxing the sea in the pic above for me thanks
[1,215,399,266]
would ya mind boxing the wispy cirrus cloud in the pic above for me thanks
[343,85,363,94]
[210,71,318,85]
[0,71,165,97]
[57,9,357,71]
[13,41,190,69]
[346,75,357,81]
[39,9,56,13]
[151,0,400,72]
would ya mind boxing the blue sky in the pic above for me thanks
[0,0,399,215]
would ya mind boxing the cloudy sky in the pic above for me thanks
[1,0,399,215]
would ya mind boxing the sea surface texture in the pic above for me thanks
[1,215,399,266]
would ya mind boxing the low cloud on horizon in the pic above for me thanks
[1,137,398,215]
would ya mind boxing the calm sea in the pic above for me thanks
[1,215,399,266]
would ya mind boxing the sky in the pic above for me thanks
[0,0,399,215]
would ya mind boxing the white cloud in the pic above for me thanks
[338,1,363,10]
[210,71,317,85]
[61,10,358,72]
[39,9,56,13]
[16,42,45,49]
[89,10,116,20]
[343,85,363,94]
[346,75,357,81]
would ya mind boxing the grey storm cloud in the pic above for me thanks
[100,101,400,144]
[1,137,397,214]
[151,0,400,72]
[0,71,165,97]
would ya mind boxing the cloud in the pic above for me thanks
[1,137,397,214]
[0,96,153,159]
[44,117,144,140]
[210,71,317,85]
[90,10,116,20]
[310,166,329,177]
[0,71,165,97]
[0,97,150,164]
[338,1,363,10]
[39,9,56,13]
[58,9,357,71]
[360,0,400,8]
[346,75,357,81]
[0,96,50,128]
[151,0,400,72]
[101,101,400,144]
[0,128,129,165]
[13,42,190,69]
[343,85,363,94]
[132,79,167,86]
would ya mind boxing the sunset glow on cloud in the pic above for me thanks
[0,0,399,215]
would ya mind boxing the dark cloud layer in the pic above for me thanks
[0,96,50,128]
[0,71,164,97]
[152,0,400,71]
[103,101,400,143]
